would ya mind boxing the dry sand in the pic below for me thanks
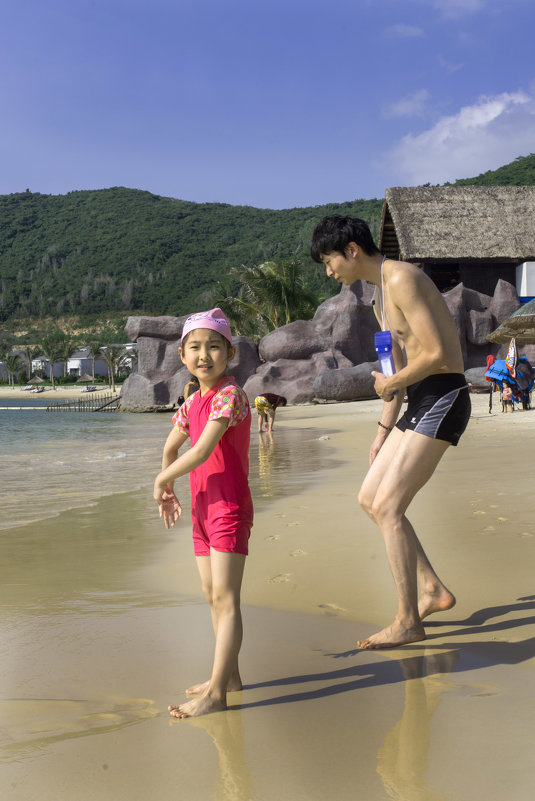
[0,385,118,401]
[2,393,535,801]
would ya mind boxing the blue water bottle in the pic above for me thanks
[374,330,396,378]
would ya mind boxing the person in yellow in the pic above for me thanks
[254,393,287,433]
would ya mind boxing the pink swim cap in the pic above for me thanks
[180,308,232,344]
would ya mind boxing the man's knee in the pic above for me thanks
[358,486,376,520]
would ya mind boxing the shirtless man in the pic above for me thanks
[311,216,471,648]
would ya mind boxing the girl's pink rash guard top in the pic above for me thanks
[172,377,253,529]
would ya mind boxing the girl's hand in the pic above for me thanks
[154,483,182,529]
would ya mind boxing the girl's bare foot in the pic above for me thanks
[186,671,242,696]
[169,691,226,718]
[357,619,426,649]
[418,588,456,620]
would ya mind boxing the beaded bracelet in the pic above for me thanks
[377,421,393,432]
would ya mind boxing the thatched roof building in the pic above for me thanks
[379,186,535,295]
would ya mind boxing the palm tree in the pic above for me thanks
[21,345,37,382]
[40,334,67,390]
[100,345,126,392]
[5,354,23,389]
[58,338,75,378]
[88,342,104,381]
[213,258,321,338]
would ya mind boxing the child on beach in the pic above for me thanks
[153,308,253,718]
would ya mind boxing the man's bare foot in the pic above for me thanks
[169,691,226,718]
[357,619,426,650]
[418,588,456,620]
[186,675,242,696]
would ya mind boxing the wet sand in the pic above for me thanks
[2,394,535,800]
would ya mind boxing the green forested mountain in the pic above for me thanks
[2,153,534,331]
[453,153,535,186]
[0,188,382,325]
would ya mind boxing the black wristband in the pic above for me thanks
[377,421,392,432]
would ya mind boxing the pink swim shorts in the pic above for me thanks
[192,519,251,556]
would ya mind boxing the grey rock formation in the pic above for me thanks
[120,279,531,411]
[313,361,378,402]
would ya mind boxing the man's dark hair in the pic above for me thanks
[310,215,380,263]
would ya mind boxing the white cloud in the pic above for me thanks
[385,90,535,185]
[385,23,425,38]
[383,90,431,119]
[430,0,485,18]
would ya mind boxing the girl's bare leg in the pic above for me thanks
[170,552,246,717]
[184,556,242,696]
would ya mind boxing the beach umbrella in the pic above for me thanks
[487,298,535,344]
[76,373,95,383]
[31,375,45,383]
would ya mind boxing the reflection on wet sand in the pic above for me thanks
[0,696,159,762]
[257,431,276,497]
[377,650,459,801]
[188,708,254,801]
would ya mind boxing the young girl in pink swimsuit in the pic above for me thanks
[153,308,253,718]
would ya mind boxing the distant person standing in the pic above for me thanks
[254,393,287,433]
[311,216,471,649]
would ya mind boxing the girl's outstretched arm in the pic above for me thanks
[154,417,229,506]
[156,427,189,528]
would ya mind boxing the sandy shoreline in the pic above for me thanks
[2,393,535,800]
[0,384,119,400]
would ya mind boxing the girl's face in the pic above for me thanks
[179,328,235,393]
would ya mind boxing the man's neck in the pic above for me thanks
[357,252,384,286]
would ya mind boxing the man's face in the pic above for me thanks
[321,248,358,285]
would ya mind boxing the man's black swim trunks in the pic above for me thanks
[395,373,471,446]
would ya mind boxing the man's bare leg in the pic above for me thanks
[357,429,451,648]
[170,552,246,718]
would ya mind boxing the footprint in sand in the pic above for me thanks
[265,535,279,542]
[496,517,508,522]
[290,549,306,557]
[519,531,533,538]
[483,525,496,533]
[286,521,302,527]
[273,513,287,519]
[269,573,291,583]
[473,510,486,515]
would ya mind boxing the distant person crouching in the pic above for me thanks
[254,393,287,433]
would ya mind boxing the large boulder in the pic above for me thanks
[313,361,378,401]
[120,333,260,411]
[137,336,181,378]
[228,337,262,386]
[120,369,190,412]
[125,315,189,342]
[259,320,328,361]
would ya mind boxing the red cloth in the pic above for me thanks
[485,354,495,381]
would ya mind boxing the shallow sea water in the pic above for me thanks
[0,399,335,531]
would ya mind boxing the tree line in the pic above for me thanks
[0,331,135,391]
[0,187,383,325]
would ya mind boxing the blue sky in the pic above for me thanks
[1,0,534,208]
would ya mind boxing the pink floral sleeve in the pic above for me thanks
[172,396,194,435]
[209,384,249,427]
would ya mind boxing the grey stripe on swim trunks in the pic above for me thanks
[414,387,462,439]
